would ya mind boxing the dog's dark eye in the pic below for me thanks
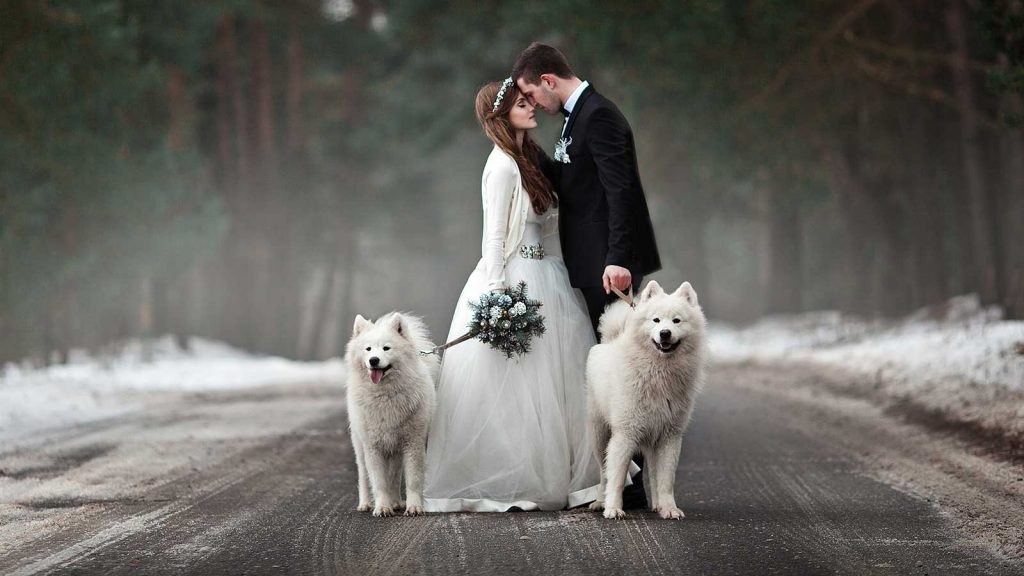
[653,318,661,323]
[673,318,681,324]
[383,346,390,351]
[365,347,371,351]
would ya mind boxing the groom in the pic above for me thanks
[511,43,660,334]
[512,43,661,509]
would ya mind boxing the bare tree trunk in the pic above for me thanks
[216,14,239,200]
[56,199,78,364]
[755,177,773,318]
[296,265,329,360]
[43,307,57,367]
[997,45,1024,318]
[822,132,877,316]
[317,222,359,360]
[764,179,803,314]
[252,21,276,177]
[681,214,709,306]
[218,13,267,351]
[165,65,191,151]
[286,17,306,158]
[138,276,155,360]
[998,117,1024,318]
[945,0,999,303]
[163,64,194,349]
[306,258,337,361]
[315,266,348,360]
[230,20,251,201]
[890,1,946,310]
[335,243,357,356]
[280,17,309,356]
[907,107,949,308]
[215,12,245,347]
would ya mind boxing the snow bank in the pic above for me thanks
[710,295,1023,391]
[709,295,1024,440]
[0,336,345,447]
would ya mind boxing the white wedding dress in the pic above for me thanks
[423,152,603,512]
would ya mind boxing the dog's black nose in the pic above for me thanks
[659,330,671,341]
[369,356,380,367]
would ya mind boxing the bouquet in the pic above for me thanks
[422,281,545,359]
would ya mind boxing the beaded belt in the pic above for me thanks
[518,244,545,260]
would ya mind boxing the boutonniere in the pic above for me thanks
[554,137,572,164]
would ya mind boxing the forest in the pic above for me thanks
[1,0,1022,363]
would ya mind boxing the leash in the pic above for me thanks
[419,331,474,356]
[610,285,635,309]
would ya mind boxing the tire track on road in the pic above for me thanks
[8,465,255,576]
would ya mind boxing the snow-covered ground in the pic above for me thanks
[710,294,1024,440]
[0,337,345,449]
[4,297,1021,454]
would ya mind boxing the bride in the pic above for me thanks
[422,78,603,511]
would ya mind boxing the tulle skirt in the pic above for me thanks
[423,254,603,512]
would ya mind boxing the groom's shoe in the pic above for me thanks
[621,455,648,510]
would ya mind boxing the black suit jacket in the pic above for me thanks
[543,85,661,288]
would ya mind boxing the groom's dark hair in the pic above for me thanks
[511,43,575,85]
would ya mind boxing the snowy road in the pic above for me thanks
[1,365,1022,575]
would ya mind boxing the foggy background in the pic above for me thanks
[1,0,1021,363]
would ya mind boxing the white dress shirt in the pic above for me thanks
[561,80,589,136]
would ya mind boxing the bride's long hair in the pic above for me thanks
[475,81,556,214]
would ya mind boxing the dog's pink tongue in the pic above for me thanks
[370,369,384,384]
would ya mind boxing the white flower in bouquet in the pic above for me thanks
[422,282,546,360]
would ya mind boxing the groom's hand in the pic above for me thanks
[603,265,632,294]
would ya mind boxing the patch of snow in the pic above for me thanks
[710,294,1023,391]
[709,294,1024,437]
[0,336,345,448]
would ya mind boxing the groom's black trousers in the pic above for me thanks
[579,274,643,340]
[579,274,648,510]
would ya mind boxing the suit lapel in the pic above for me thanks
[562,84,595,140]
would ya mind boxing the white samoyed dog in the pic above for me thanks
[586,280,707,520]
[345,312,439,517]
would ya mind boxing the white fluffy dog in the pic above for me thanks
[586,280,707,519]
[345,312,439,517]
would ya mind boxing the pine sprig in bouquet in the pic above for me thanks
[421,281,545,359]
[469,281,546,358]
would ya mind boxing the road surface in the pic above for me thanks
[1,364,1021,575]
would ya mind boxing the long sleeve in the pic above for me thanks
[589,107,634,268]
[482,159,517,291]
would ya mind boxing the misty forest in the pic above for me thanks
[2,0,1022,364]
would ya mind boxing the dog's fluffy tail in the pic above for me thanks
[597,300,632,343]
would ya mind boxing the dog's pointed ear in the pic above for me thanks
[388,313,407,338]
[640,280,664,302]
[673,281,699,306]
[353,314,372,336]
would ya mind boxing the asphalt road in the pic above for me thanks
[1,367,1020,575]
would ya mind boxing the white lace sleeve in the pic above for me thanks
[482,160,516,291]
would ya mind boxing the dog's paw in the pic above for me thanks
[396,499,407,510]
[588,500,605,511]
[404,504,424,516]
[658,506,685,520]
[372,505,395,517]
[603,507,626,519]
[356,502,372,512]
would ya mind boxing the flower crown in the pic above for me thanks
[492,77,513,113]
